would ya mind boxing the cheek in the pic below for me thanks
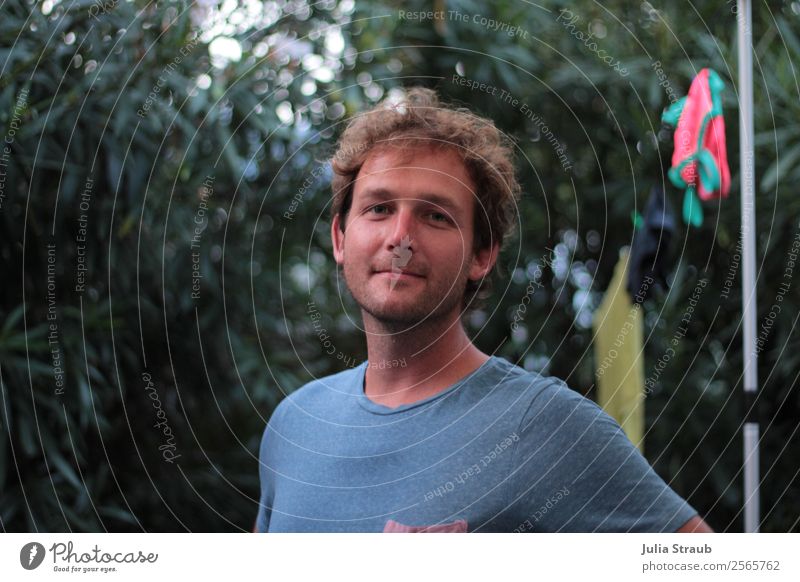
[342,229,377,263]
[439,232,472,263]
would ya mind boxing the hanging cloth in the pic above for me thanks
[593,248,646,452]
[627,184,677,302]
[661,68,731,226]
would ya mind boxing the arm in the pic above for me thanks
[676,515,714,532]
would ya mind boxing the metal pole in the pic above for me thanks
[737,0,760,533]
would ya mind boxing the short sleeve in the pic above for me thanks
[505,380,698,532]
[255,401,288,533]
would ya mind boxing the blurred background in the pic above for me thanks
[1,0,798,532]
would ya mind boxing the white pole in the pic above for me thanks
[737,0,760,533]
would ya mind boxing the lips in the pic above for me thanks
[374,270,425,278]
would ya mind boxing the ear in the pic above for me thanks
[468,242,500,282]
[331,213,345,265]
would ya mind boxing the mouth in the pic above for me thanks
[374,270,425,279]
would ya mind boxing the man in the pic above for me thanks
[255,87,712,533]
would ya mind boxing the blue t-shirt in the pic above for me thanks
[256,356,697,532]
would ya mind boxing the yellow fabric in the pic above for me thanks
[592,248,645,452]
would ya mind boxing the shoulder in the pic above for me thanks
[264,363,365,431]
[485,358,595,423]
[482,356,557,399]
[532,378,606,418]
[258,365,363,461]
[492,366,625,452]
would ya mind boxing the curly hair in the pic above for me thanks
[329,87,521,314]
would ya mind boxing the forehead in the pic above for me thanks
[354,145,474,194]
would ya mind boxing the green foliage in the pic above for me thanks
[1,0,353,531]
[1,0,798,532]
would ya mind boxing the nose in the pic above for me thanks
[386,203,416,253]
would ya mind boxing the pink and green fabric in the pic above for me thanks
[662,68,730,226]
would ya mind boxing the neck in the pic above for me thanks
[361,309,490,408]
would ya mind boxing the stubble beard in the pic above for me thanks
[341,262,470,334]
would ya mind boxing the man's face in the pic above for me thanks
[331,145,498,329]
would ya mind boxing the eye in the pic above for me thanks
[368,204,389,215]
[429,211,451,223]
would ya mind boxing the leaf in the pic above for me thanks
[99,506,138,525]
[1,305,25,335]
[47,448,83,493]
[761,142,800,192]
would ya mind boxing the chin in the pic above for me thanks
[365,300,427,323]
[367,295,463,328]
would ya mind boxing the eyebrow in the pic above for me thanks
[357,188,464,219]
